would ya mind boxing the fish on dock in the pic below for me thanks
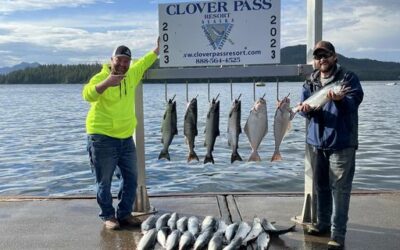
[271,95,292,162]
[227,95,243,163]
[137,228,157,250]
[179,231,195,250]
[141,215,157,234]
[188,216,200,237]
[204,96,220,164]
[159,96,178,161]
[166,229,182,250]
[242,217,263,245]
[244,97,268,161]
[184,97,199,162]
[256,232,270,250]
[157,227,169,248]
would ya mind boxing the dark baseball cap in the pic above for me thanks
[112,45,131,58]
[313,41,336,55]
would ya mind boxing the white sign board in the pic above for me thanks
[159,0,280,67]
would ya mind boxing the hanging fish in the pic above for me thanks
[159,96,178,161]
[271,95,292,161]
[227,95,243,163]
[244,96,268,161]
[184,97,199,162]
[204,95,220,164]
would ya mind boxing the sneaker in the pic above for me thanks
[104,217,120,230]
[118,214,142,227]
[306,224,330,236]
[327,239,344,250]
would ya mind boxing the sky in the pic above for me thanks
[0,0,399,67]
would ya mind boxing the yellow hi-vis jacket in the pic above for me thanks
[82,51,157,139]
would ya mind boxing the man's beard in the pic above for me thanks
[319,62,335,74]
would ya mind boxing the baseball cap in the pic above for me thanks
[112,45,131,58]
[313,41,335,55]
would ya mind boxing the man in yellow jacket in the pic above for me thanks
[83,40,159,230]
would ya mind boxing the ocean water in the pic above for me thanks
[0,81,399,196]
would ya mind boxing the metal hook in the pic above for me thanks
[276,77,280,101]
[253,79,256,101]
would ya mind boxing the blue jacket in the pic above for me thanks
[301,64,364,150]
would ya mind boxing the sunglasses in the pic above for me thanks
[313,53,333,60]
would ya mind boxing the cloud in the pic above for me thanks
[0,0,109,13]
[0,11,158,66]
[322,0,400,62]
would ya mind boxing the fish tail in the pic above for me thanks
[271,150,282,162]
[158,149,170,161]
[231,151,243,163]
[248,150,261,162]
[204,153,214,164]
[187,150,199,162]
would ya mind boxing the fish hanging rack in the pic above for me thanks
[162,77,283,103]
[147,64,313,102]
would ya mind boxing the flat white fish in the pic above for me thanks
[242,218,263,245]
[194,230,213,250]
[244,97,268,161]
[271,96,292,161]
[225,222,239,242]
[222,237,243,250]
[201,216,217,232]
[232,221,251,242]
[188,216,200,237]
[157,227,169,248]
[177,216,188,233]
[179,231,195,250]
[138,228,157,250]
[156,213,171,231]
[256,232,270,250]
[168,212,179,230]
[141,215,157,234]
[208,232,224,250]
[166,230,181,250]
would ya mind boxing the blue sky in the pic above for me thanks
[0,0,399,67]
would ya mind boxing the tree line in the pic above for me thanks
[0,64,102,84]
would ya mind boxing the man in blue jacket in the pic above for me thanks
[298,41,364,250]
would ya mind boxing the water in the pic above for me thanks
[0,82,399,196]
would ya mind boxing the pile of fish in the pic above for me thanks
[138,213,295,250]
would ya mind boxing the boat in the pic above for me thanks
[386,82,398,86]
[255,81,266,87]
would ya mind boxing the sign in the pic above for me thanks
[159,0,281,67]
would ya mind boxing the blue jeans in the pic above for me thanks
[310,146,356,243]
[87,134,138,221]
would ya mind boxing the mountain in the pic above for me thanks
[0,62,40,75]
[1,46,400,84]
[281,45,400,81]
